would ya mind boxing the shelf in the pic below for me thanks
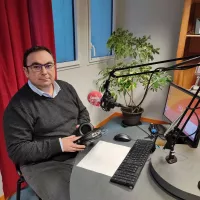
[186,34,200,37]
[193,0,200,3]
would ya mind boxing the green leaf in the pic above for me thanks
[95,28,171,107]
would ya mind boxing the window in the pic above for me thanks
[89,0,113,62]
[52,0,78,68]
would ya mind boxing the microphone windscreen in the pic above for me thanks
[87,91,102,107]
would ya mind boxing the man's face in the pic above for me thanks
[24,50,55,89]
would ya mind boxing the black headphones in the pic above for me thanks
[75,122,103,146]
[76,122,94,136]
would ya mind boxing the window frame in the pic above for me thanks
[54,0,81,71]
[88,0,116,64]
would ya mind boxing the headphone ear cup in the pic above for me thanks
[78,123,94,136]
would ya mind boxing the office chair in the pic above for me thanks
[16,165,42,200]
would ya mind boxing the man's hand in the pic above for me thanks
[61,135,85,152]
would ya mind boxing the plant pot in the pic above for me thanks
[121,106,144,126]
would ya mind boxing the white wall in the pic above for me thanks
[58,0,184,124]
[57,0,119,126]
[115,0,184,121]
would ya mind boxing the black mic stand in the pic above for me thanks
[164,130,179,164]
[100,55,200,112]
[163,85,200,164]
[100,74,125,111]
[100,54,200,164]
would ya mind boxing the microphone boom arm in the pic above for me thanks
[100,54,200,164]
[103,54,200,90]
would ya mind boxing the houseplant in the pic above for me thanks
[96,28,172,126]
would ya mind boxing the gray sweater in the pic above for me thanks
[3,80,90,165]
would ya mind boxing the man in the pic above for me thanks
[3,46,90,200]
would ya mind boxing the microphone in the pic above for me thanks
[100,90,124,111]
[87,90,124,111]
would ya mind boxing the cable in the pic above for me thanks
[108,54,200,110]
[136,68,158,107]
[136,66,169,107]
[135,63,200,143]
[136,61,200,108]
[188,107,200,110]
[137,125,166,141]
[157,134,166,141]
[137,125,152,138]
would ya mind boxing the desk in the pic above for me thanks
[70,118,176,200]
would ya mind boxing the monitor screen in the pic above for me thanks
[164,83,200,142]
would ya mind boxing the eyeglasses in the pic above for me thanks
[26,63,54,72]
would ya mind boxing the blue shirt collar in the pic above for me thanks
[28,80,61,98]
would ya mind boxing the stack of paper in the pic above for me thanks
[77,141,130,177]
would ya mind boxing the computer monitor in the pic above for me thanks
[163,83,200,148]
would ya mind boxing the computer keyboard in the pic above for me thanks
[110,139,154,189]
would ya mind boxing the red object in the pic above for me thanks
[28,0,56,60]
[28,0,57,79]
[0,0,56,198]
[87,91,103,107]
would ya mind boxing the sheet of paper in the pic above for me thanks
[77,141,130,177]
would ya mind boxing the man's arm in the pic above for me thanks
[3,105,62,165]
[68,84,90,124]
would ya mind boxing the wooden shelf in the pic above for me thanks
[193,0,200,3]
[175,0,200,89]
[187,34,200,37]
